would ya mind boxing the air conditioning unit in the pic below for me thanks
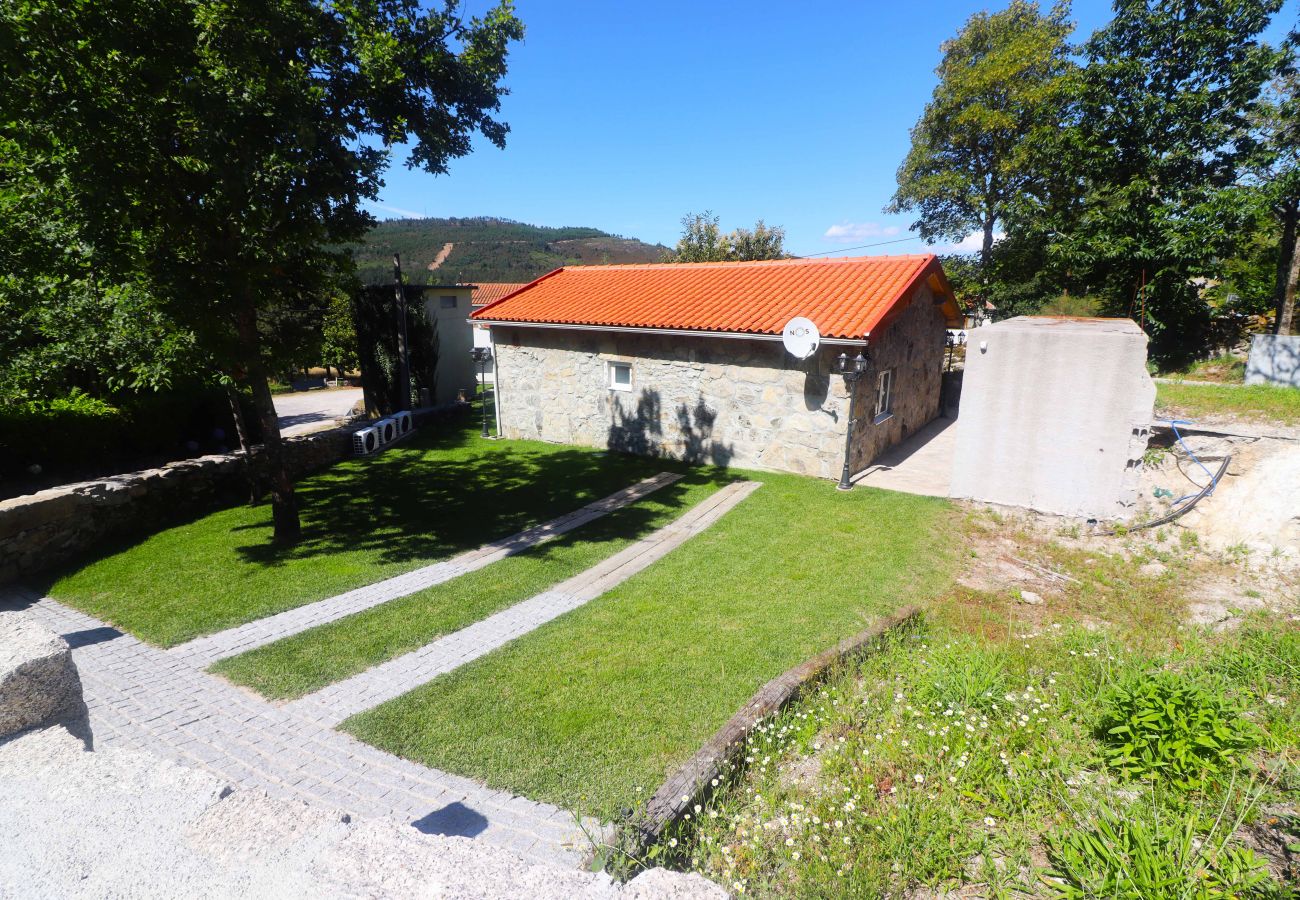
[375,417,398,445]
[393,410,414,436]
[352,426,379,456]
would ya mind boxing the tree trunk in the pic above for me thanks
[393,254,412,412]
[225,380,258,504]
[1281,234,1299,337]
[1276,198,1298,336]
[980,217,995,275]
[236,305,301,544]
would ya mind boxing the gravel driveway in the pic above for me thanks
[273,388,363,437]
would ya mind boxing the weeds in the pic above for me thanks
[1097,671,1263,789]
[654,619,1298,898]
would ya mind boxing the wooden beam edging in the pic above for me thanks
[623,605,921,856]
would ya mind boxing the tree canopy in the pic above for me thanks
[888,1,1076,276]
[893,0,1294,360]
[670,212,787,262]
[2,0,523,539]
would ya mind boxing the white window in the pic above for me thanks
[439,295,458,309]
[873,369,893,422]
[608,362,632,392]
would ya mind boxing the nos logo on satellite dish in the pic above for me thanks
[782,317,821,360]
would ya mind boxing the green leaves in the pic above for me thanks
[888,1,1076,267]
[1046,804,1275,900]
[1097,671,1263,789]
[669,211,787,262]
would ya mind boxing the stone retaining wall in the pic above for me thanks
[0,404,464,586]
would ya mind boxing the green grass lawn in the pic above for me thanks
[48,421,676,646]
[1156,381,1300,426]
[342,473,957,820]
[1158,353,1246,383]
[212,471,730,699]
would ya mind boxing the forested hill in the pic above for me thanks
[351,216,668,285]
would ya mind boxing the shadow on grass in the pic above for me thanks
[228,420,707,570]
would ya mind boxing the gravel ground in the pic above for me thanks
[0,725,724,899]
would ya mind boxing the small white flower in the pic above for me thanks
[983,817,996,828]
[913,773,925,784]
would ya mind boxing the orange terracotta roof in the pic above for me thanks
[471,282,530,307]
[470,255,960,340]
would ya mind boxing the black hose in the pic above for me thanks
[1098,454,1231,536]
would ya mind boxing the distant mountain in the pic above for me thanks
[351,216,669,285]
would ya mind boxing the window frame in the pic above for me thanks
[608,361,633,392]
[439,295,458,309]
[873,368,894,423]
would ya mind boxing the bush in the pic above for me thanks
[0,383,250,483]
[1098,671,1262,789]
[1046,805,1276,899]
[0,389,127,469]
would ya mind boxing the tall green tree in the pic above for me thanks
[669,211,787,262]
[1044,0,1285,360]
[1248,65,1300,334]
[887,1,1076,279]
[2,0,523,541]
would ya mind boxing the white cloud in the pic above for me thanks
[367,202,425,219]
[933,230,1005,255]
[822,221,901,243]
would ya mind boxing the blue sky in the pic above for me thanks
[367,1,1297,257]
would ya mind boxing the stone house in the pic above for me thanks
[471,283,529,351]
[470,255,962,481]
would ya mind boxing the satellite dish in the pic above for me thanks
[782,317,821,359]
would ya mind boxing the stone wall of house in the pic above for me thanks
[489,286,947,479]
[847,287,949,473]
[0,403,464,586]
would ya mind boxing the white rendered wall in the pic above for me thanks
[423,288,477,405]
[950,317,1155,519]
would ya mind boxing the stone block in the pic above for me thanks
[951,317,1155,519]
[0,612,85,739]
[1245,333,1300,387]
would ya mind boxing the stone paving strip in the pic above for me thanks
[169,472,683,667]
[284,481,762,728]
[1,587,596,869]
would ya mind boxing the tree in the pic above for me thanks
[1042,0,1285,360]
[320,294,360,379]
[728,221,787,261]
[2,0,523,542]
[671,211,730,262]
[1248,64,1300,334]
[887,1,1076,280]
[669,211,787,262]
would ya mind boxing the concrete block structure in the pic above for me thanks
[471,256,962,480]
[950,317,1155,519]
[1245,333,1300,387]
[422,284,477,405]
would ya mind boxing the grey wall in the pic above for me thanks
[950,317,1155,519]
[847,290,949,474]
[1245,334,1300,387]
[489,288,948,479]
[424,288,477,405]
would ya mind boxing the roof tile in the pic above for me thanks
[470,255,956,339]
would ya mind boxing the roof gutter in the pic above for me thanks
[468,319,870,346]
